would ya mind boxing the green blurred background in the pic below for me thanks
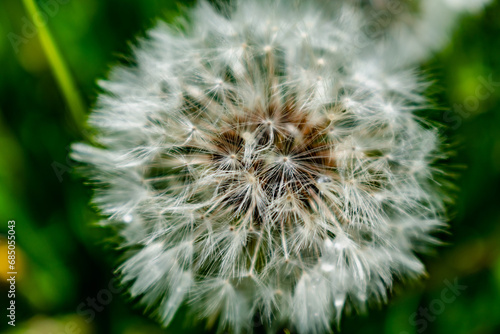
[1,0,500,333]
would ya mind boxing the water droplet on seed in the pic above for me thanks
[317,176,332,184]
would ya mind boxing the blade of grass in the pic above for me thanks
[21,0,87,135]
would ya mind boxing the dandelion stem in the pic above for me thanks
[22,0,87,134]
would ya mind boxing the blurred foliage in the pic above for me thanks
[0,0,500,333]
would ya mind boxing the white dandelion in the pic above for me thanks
[72,0,448,333]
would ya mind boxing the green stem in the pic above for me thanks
[21,0,87,134]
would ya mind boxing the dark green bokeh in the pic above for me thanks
[0,1,499,333]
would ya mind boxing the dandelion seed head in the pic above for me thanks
[72,1,448,333]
